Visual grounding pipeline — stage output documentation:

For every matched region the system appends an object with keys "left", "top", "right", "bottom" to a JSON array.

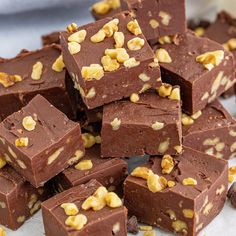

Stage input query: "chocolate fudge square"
[
  {"left": 53, "top": 144, "right": 127, "bottom": 193},
  {"left": 0, "top": 165, "right": 51, "bottom": 230},
  {"left": 153, "top": 30, "right": 235, "bottom": 115},
  {"left": 60, "top": 11, "right": 161, "bottom": 109},
  {"left": 124, "top": 147, "right": 228, "bottom": 236},
  {"left": 0, "top": 45, "right": 77, "bottom": 120},
  {"left": 182, "top": 100, "right": 236, "bottom": 160},
  {"left": 101, "top": 91, "right": 182, "bottom": 158},
  {"left": 121, "top": 0, "right": 186, "bottom": 42},
  {"left": 42, "top": 179, "right": 128, "bottom": 236},
  {"left": 0, "top": 95, "right": 84, "bottom": 188}
]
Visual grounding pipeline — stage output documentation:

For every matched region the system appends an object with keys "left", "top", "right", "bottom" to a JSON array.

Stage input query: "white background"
[{"left": 0, "top": 0, "right": 236, "bottom": 235}]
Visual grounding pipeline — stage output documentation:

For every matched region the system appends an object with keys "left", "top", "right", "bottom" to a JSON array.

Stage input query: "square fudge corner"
[
  {"left": 153, "top": 30, "right": 236, "bottom": 115},
  {"left": 124, "top": 146, "right": 228, "bottom": 236},
  {"left": 101, "top": 90, "right": 182, "bottom": 158},
  {"left": 0, "top": 95, "right": 84, "bottom": 188},
  {"left": 60, "top": 11, "right": 161, "bottom": 109},
  {"left": 42, "top": 179, "right": 128, "bottom": 236}
]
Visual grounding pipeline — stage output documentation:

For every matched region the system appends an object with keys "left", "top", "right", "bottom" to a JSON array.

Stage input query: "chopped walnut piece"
[
  {"left": 15, "top": 137, "right": 29, "bottom": 147},
  {"left": 196, "top": 50, "right": 224, "bottom": 71},
  {"left": 158, "top": 36, "right": 172, "bottom": 45},
  {"left": 131, "top": 167, "right": 153, "bottom": 180},
  {"left": 105, "top": 192, "right": 123, "bottom": 208},
  {"left": 86, "top": 87, "right": 96, "bottom": 99},
  {"left": 229, "top": 175, "right": 234, "bottom": 183},
  {"left": 0, "top": 157, "right": 6, "bottom": 169},
  {"left": 157, "top": 83, "right": 172, "bottom": 97},
  {"left": 31, "top": 61, "right": 43, "bottom": 80},
  {"left": 61, "top": 203, "right": 79, "bottom": 216},
  {"left": 22, "top": 116, "right": 36, "bottom": 131},
  {"left": 127, "top": 20, "right": 142, "bottom": 36},
  {"left": 68, "top": 30, "right": 87, "bottom": 43},
  {"left": 229, "top": 166, "right": 236, "bottom": 175},
  {"left": 81, "top": 64, "right": 104, "bottom": 81},
  {"left": 151, "top": 121, "right": 164, "bottom": 131},
  {"left": 67, "top": 23, "right": 78, "bottom": 33},
  {"left": 149, "top": 19, "right": 159, "bottom": 29},
  {"left": 75, "top": 160, "right": 93, "bottom": 171},
  {"left": 130, "top": 93, "right": 139, "bottom": 103},
  {"left": 68, "top": 42, "right": 81, "bottom": 55},
  {"left": 167, "top": 180, "right": 176, "bottom": 188},
  {"left": 105, "top": 48, "right": 129, "bottom": 63},
  {"left": 127, "top": 37, "right": 145, "bottom": 51},
  {"left": 172, "top": 220, "right": 188, "bottom": 233},
  {"left": 182, "top": 114, "right": 194, "bottom": 126},
  {"left": 143, "top": 231, "right": 156, "bottom": 236},
  {"left": 139, "top": 225, "right": 153, "bottom": 231},
  {"left": 101, "top": 55, "right": 120, "bottom": 72},
  {"left": 110, "top": 117, "right": 121, "bottom": 130},
  {"left": 91, "top": 29, "right": 106, "bottom": 43},
  {"left": 65, "top": 214, "right": 87, "bottom": 230},
  {"left": 227, "top": 38, "right": 236, "bottom": 51},
  {"left": 103, "top": 18, "right": 119, "bottom": 37},
  {"left": 194, "top": 27, "right": 205, "bottom": 37},
  {"left": 155, "top": 48, "right": 172, "bottom": 63},
  {"left": 124, "top": 57, "right": 140, "bottom": 68},
  {"left": 182, "top": 177, "right": 197, "bottom": 186},
  {"left": 161, "top": 155, "right": 174, "bottom": 174},
  {"left": 159, "top": 11, "right": 172, "bottom": 26},
  {"left": 82, "top": 133, "right": 96, "bottom": 148},
  {"left": 92, "top": 1, "right": 110, "bottom": 14},
  {"left": 147, "top": 173, "right": 167, "bottom": 193},
  {"left": 169, "top": 88, "right": 180, "bottom": 101},
  {"left": 114, "top": 31, "right": 125, "bottom": 48},
  {"left": 0, "top": 72, "right": 23, "bottom": 88},
  {"left": 182, "top": 209, "right": 194, "bottom": 218},
  {"left": 52, "top": 55, "right": 65, "bottom": 72}
]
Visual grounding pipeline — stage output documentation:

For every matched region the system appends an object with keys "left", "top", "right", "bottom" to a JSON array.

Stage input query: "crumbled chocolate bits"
[
  {"left": 0, "top": 72, "right": 22, "bottom": 88},
  {"left": 227, "top": 182, "right": 236, "bottom": 208},
  {"left": 127, "top": 216, "right": 139, "bottom": 234}
]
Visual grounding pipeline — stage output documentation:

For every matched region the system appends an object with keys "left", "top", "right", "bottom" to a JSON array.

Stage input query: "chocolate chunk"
[
  {"left": 228, "top": 182, "right": 236, "bottom": 208},
  {"left": 42, "top": 31, "right": 60, "bottom": 46},
  {"left": 127, "top": 215, "right": 139, "bottom": 234}
]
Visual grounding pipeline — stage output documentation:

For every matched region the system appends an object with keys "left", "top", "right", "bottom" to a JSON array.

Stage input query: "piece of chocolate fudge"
[
  {"left": 121, "top": 0, "right": 186, "bottom": 42},
  {"left": 0, "top": 44, "right": 77, "bottom": 120},
  {"left": 60, "top": 11, "right": 161, "bottom": 109},
  {"left": 0, "top": 165, "right": 51, "bottom": 230},
  {"left": 182, "top": 100, "right": 236, "bottom": 160},
  {"left": 42, "top": 31, "right": 60, "bottom": 45},
  {"left": 101, "top": 91, "right": 182, "bottom": 158},
  {"left": 0, "top": 95, "right": 84, "bottom": 187},
  {"left": 124, "top": 147, "right": 228, "bottom": 236},
  {"left": 153, "top": 30, "right": 235, "bottom": 115},
  {"left": 42, "top": 179, "right": 127, "bottom": 236},
  {"left": 53, "top": 144, "right": 127, "bottom": 193}
]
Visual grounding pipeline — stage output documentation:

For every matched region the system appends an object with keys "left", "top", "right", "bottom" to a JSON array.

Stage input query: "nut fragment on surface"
[
  {"left": 138, "top": 73, "right": 150, "bottom": 82},
  {"left": 147, "top": 173, "right": 167, "bottom": 193},
  {"left": 158, "top": 36, "right": 172, "bottom": 45},
  {"left": 130, "top": 93, "right": 140, "bottom": 103},
  {"left": 182, "top": 177, "right": 197, "bottom": 186},
  {"left": 172, "top": 220, "right": 188, "bottom": 233},
  {"left": 174, "top": 145, "right": 182, "bottom": 154},
  {"left": 182, "top": 209, "right": 194, "bottom": 218},
  {"left": 127, "top": 37, "right": 145, "bottom": 51},
  {"left": 67, "top": 22, "right": 78, "bottom": 33},
  {"left": 75, "top": 160, "right": 93, "bottom": 171},
  {"left": 68, "top": 30, "right": 87, "bottom": 43},
  {"left": 92, "top": 1, "right": 110, "bottom": 14},
  {"left": 144, "top": 231, "right": 156, "bottom": 236},
  {"left": 149, "top": 19, "right": 159, "bottom": 29},
  {"left": 61, "top": 203, "right": 79, "bottom": 216},
  {"left": 110, "top": 118, "right": 121, "bottom": 131},
  {"left": 161, "top": 155, "right": 174, "bottom": 174},
  {"left": 52, "top": 55, "right": 65, "bottom": 72},
  {"left": 114, "top": 31, "right": 125, "bottom": 48},
  {"left": 91, "top": 29, "right": 106, "bottom": 43},
  {"left": 157, "top": 83, "right": 172, "bottom": 97},
  {"left": 22, "top": 116, "right": 36, "bottom": 131},
  {"left": 68, "top": 42, "right": 81, "bottom": 55},
  {"left": 0, "top": 157, "right": 6, "bottom": 169},
  {"left": 124, "top": 58, "right": 140, "bottom": 68},
  {"left": 168, "top": 180, "right": 176, "bottom": 188},
  {"left": 65, "top": 214, "right": 87, "bottom": 230},
  {"left": 229, "top": 166, "right": 236, "bottom": 175},
  {"left": 31, "top": 61, "right": 43, "bottom": 80},
  {"left": 169, "top": 88, "right": 180, "bottom": 101},
  {"left": 226, "top": 38, "right": 236, "bottom": 51},
  {"left": 151, "top": 121, "right": 164, "bottom": 131},
  {"left": 155, "top": 48, "right": 172, "bottom": 63},
  {"left": 196, "top": 50, "right": 224, "bottom": 71},
  {"left": 159, "top": 11, "right": 172, "bottom": 26},
  {"left": 81, "top": 64, "right": 104, "bottom": 81},
  {"left": 101, "top": 55, "right": 120, "bottom": 72},
  {"left": 131, "top": 167, "right": 153, "bottom": 180},
  {"left": 127, "top": 20, "right": 142, "bottom": 36},
  {"left": 47, "top": 147, "right": 64, "bottom": 165},
  {"left": 103, "top": 18, "right": 119, "bottom": 37},
  {"left": 0, "top": 72, "right": 22, "bottom": 88},
  {"left": 105, "top": 192, "right": 123, "bottom": 208},
  {"left": 82, "top": 133, "right": 96, "bottom": 148},
  {"left": 182, "top": 114, "right": 194, "bottom": 126},
  {"left": 194, "top": 27, "right": 205, "bottom": 37},
  {"left": 158, "top": 139, "right": 170, "bottom": 153},
  {"left": 105, "top": 48, "right": 129, "bottom": 63},
  {"left": 15, "top": 137, "right": 29, "bottom": 147}
]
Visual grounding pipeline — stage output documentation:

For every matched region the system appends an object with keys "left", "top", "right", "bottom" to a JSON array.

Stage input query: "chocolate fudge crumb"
[
  {"left": 127, "top": 215, "right": 139, "bottom": 234},
  {"left": 227, "top": 182, "right": 236, "bottom": 208}
]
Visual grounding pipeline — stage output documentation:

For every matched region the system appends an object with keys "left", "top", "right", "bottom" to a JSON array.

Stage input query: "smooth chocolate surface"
[
  {"left": 42, "top": 31, "right": 60, "bottom": 46},
  {"left": 42, "top": 179, "right": 128, "bottom": 236},
  {"left": 53, "top": 144, "right": 128, "bottom": 193},
  {"left": 61, "top": 11, "right": 161, "bottom": 109},
  {"left": 124, "top": 147, "right": 228, "bottom": 236},
  {"left": 0, "top": 165, "right": 51, "bottom": 230},
  {"left": 0, "top": 95, "right": 84, "bottom": 187},
  {"left": 101, "top": 92, "right": 182, "bottom": 158},
  {"left": 0, "top": 45, "right": 77, "bottom": 120},
  {"left": 153, "top": 30, "right": 235, "bottom": 114}
]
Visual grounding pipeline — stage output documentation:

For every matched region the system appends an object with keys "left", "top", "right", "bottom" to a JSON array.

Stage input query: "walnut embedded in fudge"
[
  {"left": 60, "top": 11, "right": 161, "bottom": 109},
  {"left": 0, "top": 95, "right": 84, "bottom": 187}
]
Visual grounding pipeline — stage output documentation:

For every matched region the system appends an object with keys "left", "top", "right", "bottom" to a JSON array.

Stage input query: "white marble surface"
[{"left": 1, "top": 1, "right": 236, "bottom": 236}]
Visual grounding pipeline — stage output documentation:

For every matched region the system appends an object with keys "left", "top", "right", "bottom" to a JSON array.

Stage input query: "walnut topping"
[
  {"left": 68, "top": 42, "right": 81, "bottom": 55},
  {"left": 157, "top": 83, "right": 172, "bottom": 97},
  {"left": 86, "top": 87, "right": 96, "bottom": 99},
  {"left": 229, "top": 175, "right": 234, "bottom": 183},
  {"left": 127, "top": 37, "right": 145, "bottom": 51},
  {"left": 61, "top": 203, "right": 79, "bottom": 216},
  {"left": 105, "top": 48, "right": 129, "bottom": 63},
  {"left": 81, "top": 64, "right": 104, "bottom": 81},
  {"left": 15, "top": 137, "right": 29, "bottom": 147},
  {"left": 105, "top": 192, "right": 122, "bottom": 208},
  {"left": 182, "top": 114, "right": 194, "bottom": 126},
  {"left": 0, "top": 72, "right": 22, "bottom": 88},
  {"left": 75, "top": 160, "right": 93, "bottom": 171},
  {"left": 155, "top": 48, "right": 172, "bottom": 63},
  {"left": 124, "top": 58, "right": 140, "bottom": 68},
  {"left": 194, "top": 27, "right": 205, "bottom": 37},
  {"left": 0, "top": 227, "right": 6, "bottom": 236},
  {"left": 101, "top": 55, "right": 120, "bottom": 72},
  {"left": 174, "top": 145, "right": 182, "bottom": 154},
  {"left": 182, "top": 178, "right": 197, "bottom": 186},
  {"left": 158, "top": 36, "right": 172, "bottom": 45},
  {"left": 138, "top": 73, "right": 150, "bottom": 82},
  {"left": 167, "top": 180, "right": 176, "bottom": 188},
  {"left": 110, "top": 118, "right": 121, "bottom": 130},
  {"left": 130, "top": 93, "right": 140, "bottom": 103},
  {"left": 47, "top": 147, "right": 64, "bottom": 165},
  {"left": 52, "top": 55, "right": 65, "bottom": 72},
  {"left": 0, "top": 157, "right": 6, "bottom": 169},
  {"left": 161, "top": 155, "right": 174, "bottom": 174},
  {"left": 147, "top": 173, "right": 167, "bottom": 193},
  {"left": 68, "top": 30, "right": 87, "bottom": 43},
  {"left": 92, "top": 0, "right": 121, "bottom": 15},
  {"left": 114, "top": 32, "right": 125, "bottom": 48},
  {"left": 182, "top": 209, "right": 194, "bottom": 218},
  {"left": 65, "top": 214, "right": 87, "bottom": 230},
  {"left": 82, "top": 194, "right": 106, "bottom": 211},
  {"left": 169, "top": 88, "right": 180, "bottom": 101},
  {"left": 67, "top": 23, "right": 78, "bottom": 33},
  {"left": 91, "top": 30, "right": 106, "bottom": 43},
  {"left": 159, "top": 11, "right": 172, "bottom": 26},
  {"left": 103, "top": 18, "right": 119, "bottom": 37},
  {"left": 22, "top": 116, "right": 36, "bottom": 131},
  {"left": 172, "top": 220, "right": 188, "bottom": 233},
  {"left": 31, "top": 61, "right": 43, "bottom": 80},
  {"left": 229, "top": 166, "right": 236, "bottom": 175},
  {"left": 82, "top": 133, "right": 96, "bottom": 148},
  {"left": 196, "top": 50, "right": 224, "bottom": 71},
  {"left": 127, "top": 20, "right": 142, "bottom": 36},
  {"left": 149, "top": 19, "right": 159, "bottom": 29},
  {"left": 151, "top": 121, "right": 164, "bottom": 131},
  {"left": 131, "top": 167, "right": 153, "bottom": 180}
]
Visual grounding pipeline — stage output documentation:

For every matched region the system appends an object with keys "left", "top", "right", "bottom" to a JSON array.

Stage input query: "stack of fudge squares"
[{"left": 1, "top": 0, "right": 236, "bottom": 236}]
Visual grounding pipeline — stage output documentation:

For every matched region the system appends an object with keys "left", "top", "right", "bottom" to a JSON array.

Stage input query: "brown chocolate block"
[
  {"left": 60, "top": 11, "right": 161, "bottom": 109},
  {"left": 182, "top": 100, "right": 236, "bottom": 160},
  {"left": 42, "top": 179, "right": 128, "bottom": 236},
  {"left": 42, "top": 31, "right": 60, "bottom": 46},
  {"left": 124, "top": 147, "right": 228, "bottom": 236},
  {"left": 53, "top": 144, "right": 128, "bottom": 193},
  {"left": 0, "top": 165, "right": 51, "bottom": 230},
  {"left": 0, "top": 44, "right": 77, "bottom": 120},
  {"left": 153, "top": 30, "right": 235, "bottom": 115},
  {"left": 0, "top": 95, "right": 84, "bottom": 188},
  {"left": 121, "top": 0, "right": 186, "bottom": 42},
  {"left": 101, "top": 91, "right": 182, "bottom": 158}
]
